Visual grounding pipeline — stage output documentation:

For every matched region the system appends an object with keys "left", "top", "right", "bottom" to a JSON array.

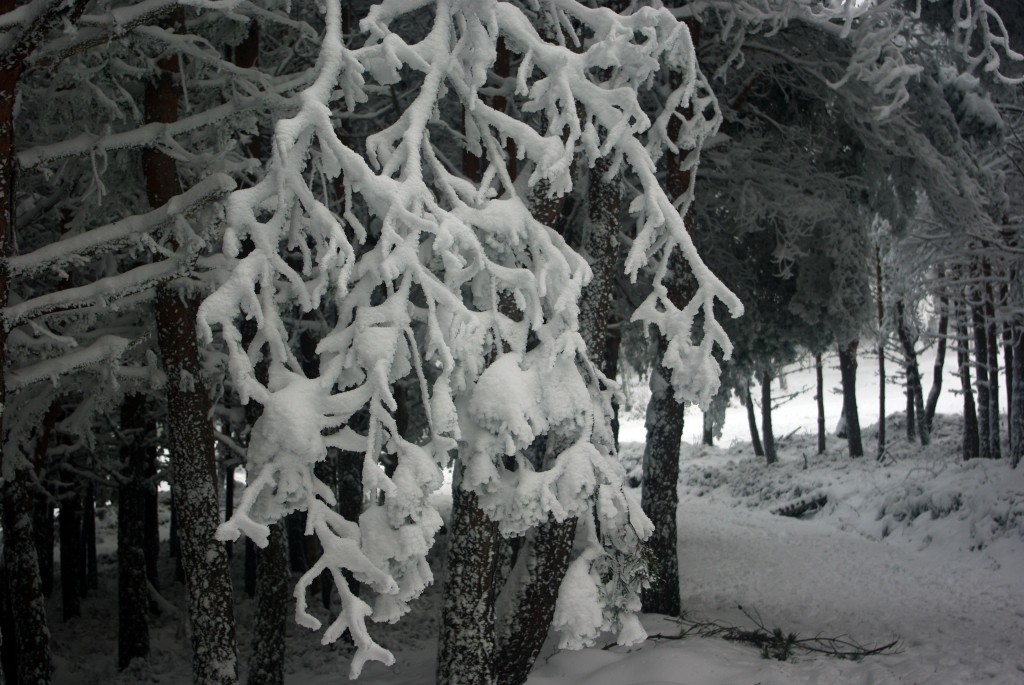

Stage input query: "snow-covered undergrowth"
[
  {"left": 47, "top": 412, "right": 1024, "bottom": 685},
  {"left": 649, "top": 414, "right": 1024, "bottom": 568}
]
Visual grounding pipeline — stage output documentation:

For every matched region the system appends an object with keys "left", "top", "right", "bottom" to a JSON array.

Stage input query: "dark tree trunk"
[
  {"left": 144, "top": 452, "right": 161, "bottom": 608},
  {"left": 1011, "top": 324, "right": 1024, "bottom": 468},
  {"left": 972, "top": 303, "right": 992, "bottom": 459},
  {"left": 82, "top": 482, "right": 97, "bottom": 593},
  {"left": 875, "top": 246, "right": 886, "bottom": 456},
  {"left": 761, "top": 371, "right": 777, "bottom": 464},
  {"left": 437, "top": 470, "right": 502, "bottom": 685},
  {"left": 702, "top": 413, "right": 715, "bottom": 447},
  {"left": 119, "top": 396, "right": 151, "bottom": 669},
  {"left": 924, "top": 305, "right": 948, "bottom": 431},
  {"left": 815, "top": 353, "right": 826, "bottom": 455},
  {"left": 247, "top": 524, "right": 288, "bottom": 685},
  {"left": 58, "top": 476, "right": 82, "bottom": 622},
  {"left": 959, "top": 309, "right": 981, "bottom": 460},
  {"left": 224, "top": 463, "right": 235, "bottom": 560},
  {"left": 285, "top": 511, "right": 308, "bottom": 573},
  {"left": 640, "top": 343, "right": 684, "bottom": 617},
  {"left": 33, "top": 494, "right": 54, "bottom": 598},
  {"left": 985, "top": 283, "right": 1001, "bottom": 459},
  {"left": 336, "top": 452, "right": 363, "bottom": 599},
  {"left": 605, "top": 327, "right": 622, "bottom": 450},
  {"left": 146, "top": 16, "right": 238, "bottom": 680},
  {"left": 243, "top": 540, "right": 257, "bottom": 598},
  {"left": 745, "top": 384, "right": 765, "bottom": 457},
  {"left": 895, "top": 301, "right": 929, "bottom": 445},
  {"left": 1004, "top": 320, "right": 1013, "bottom": 449},
  {"left": 906, "top": 384, "right": 916, "bottom": 441},
  {"left": 837, "top": 340, "right": 864, "bottom": 457},
  {"left": 168, "top": 490, "right": 185, "bottom": 584}
]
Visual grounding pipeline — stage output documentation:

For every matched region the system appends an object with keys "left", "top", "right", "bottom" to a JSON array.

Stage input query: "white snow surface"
[{"left": 50, "top": 349, "right": 1023, "bottom": 684}]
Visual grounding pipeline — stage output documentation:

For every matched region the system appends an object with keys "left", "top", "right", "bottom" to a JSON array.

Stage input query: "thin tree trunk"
[
  {"left": 33, "top": 494, "right": 54, "bottom": 599},
  {"left": 972, "top": 302, "right": 992, "bottom": 459},
  {"left": 224, "top": 463, "right": 235, "bottom": 560},
  {"left": 761, "top": 370, "right": 777, "bottom": 464},
  {"left": 247, "top": 524, "right": 288, "bottom": 685},
  {"left": 119, "top": 395, "right": 151, "bottom": 669},
  {"left": 985, "top": 281, "right": 1001, "bottom": 459},
  {"left": 837, "top": 340, "right": 864, "bottom": 457},
  {"left": 702, "top": 412, "right": 715, "bottom": 446},
  {"left": 924, "top": 303, "right": 948, "bottom": 431},
  {"left": 815, "top": 353, "right": 826, "bottom": 455},
  {"left": 58, "top": 474, "right": 82, "bottom": 622},
  {"left": 895, "top": 301, "right": 929, "bottom": 445},
  {"left": 1011, "top": 324, "right": 1024, "bottom": 467},
  {"left": 959, "top": 307, "right": 981, "bottom": 460},
  {"left": 82, "top": 481, "right": 97, "bottom": 593},
  {"left": 745, "top": 384, "right": 765, "bottom": 457},
  {"left": 875, "top": 246, "right": 886, "bottom": 456},
  {"left": 1004, "top": 320, "right": 1013, "bottom": 449},
  {"left": 146, "top": 13, "right": 237, "bottom": 680},
  {"left": 906, "top": 383, "right": 916, "bottom": 441}
]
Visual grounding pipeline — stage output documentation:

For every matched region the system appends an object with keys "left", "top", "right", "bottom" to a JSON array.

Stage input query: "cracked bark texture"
[{"left": 146, "top": 12, "right": 237, "bottom": 682}]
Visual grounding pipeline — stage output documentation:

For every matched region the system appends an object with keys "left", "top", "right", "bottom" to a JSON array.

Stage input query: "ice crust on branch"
[{"left": 202, "top": 0, "right": 739, "bottom": 674}]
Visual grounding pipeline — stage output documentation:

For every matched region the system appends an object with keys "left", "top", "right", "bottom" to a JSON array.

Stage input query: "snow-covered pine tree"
[{"left": 204, "top": 0, "right": 740, "bottom": 678}]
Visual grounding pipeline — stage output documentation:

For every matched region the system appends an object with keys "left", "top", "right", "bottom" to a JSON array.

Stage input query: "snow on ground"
[{"left": 48, "top": 347, "right": 1024, "bottom": 685}]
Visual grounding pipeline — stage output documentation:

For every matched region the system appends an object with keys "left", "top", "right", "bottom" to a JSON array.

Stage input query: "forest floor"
[{"left": 50, "top": 412, "right": 1024, "bottom": 685}]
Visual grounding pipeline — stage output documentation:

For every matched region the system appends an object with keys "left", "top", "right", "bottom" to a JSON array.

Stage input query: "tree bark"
[
  {"left": 745, "top": 384, "right": 765, "bottom": 457},
  {"left": 146, "top": 14, "right": 238, "bottom": 681},
  {"left": 895, "top": 301, "right": 928, "bottom": 445},
  {"left": 837, "top": 340, "right": 864, "bottom": 457},
  {"left": 815, "top": 353, "right": 827, "bottom": 455},
  {"left": 437, "top": 469, "right": 502, "bottom": 685},
  {"left": 923, "top": 305, "right": 948, "bottom": 431},
  {"left": 82, "top": 482, "right": 97, "bottom": 593},
  {"left": 119, "top": 395, "right": 151, "bottom": 669},
  {"left": 959, "top": 307, "right": 981, "bottom": 460},
  {"left": 972, "top": 302, "right": 992, "bottom": 459},
  {"left": 33, "top": 494, "right": 54, "bottom": 599},
  {"left": 761, "top": 370, "right": 777, "bottom": 465},
  {"left": 985, "top": 281, "right": 1001, "bottom": 459},
  {"left": 875, "top": 246, "right": 886, "bottom": 456},
  {"left": 58, "top": 473, "right": 82, "bottom": 622},
  {"left": 1011, "top": 324, "right": 1024, "bottom": 468},
  {"left": 246, "top": 524, "right": 288, "bottom": 685}
]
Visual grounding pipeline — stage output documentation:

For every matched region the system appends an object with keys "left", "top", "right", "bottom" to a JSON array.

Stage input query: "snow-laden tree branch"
[{"left": 201, "top": 0, "right": 740, "bottom": 675}]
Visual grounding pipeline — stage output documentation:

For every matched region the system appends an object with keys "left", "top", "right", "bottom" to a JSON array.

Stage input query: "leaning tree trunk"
[
  {"left": 837, "top": 340, "right": 864, "bottom": 457},
  {"left": 119, "top": 395, "right": 151, "bottom": 669},
  {"left": 744, "top": 383, "right": 765, "bottom": 458},
  {"left": 145, "top": 15, "right": 237, "bottom": 682},
  {"left": 761, "top": 370, "right": 777, "bottom": 465},
  {"left": 895, "top": 301, "right": 929, "bottom": 445},
  {"left": 923, "top": 300, "right": 948, "bottom": 431},
  {"left": 958, "top": 307, "right": 981, "bottom": 460},
  {"left": 815, "top": 353, "right": 826, "bottom": 455}
]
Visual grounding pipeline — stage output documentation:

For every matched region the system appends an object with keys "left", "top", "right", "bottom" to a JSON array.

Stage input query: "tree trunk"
[
  {"left": 875, "top": 246, "right": 886, "bottom": 456},
  {"left": 437, "top": 467, "right": 502, "bottom": 685},
  {"left": 924, "top": 305, "right": 948, "bottom": 431},
  {"left": 640, "top": 344, "right": 684, "bottom": 617},
  {"left": 959, "top": 308, "right": 981, "bottom": 460},
  {"left": 58, "top": 474, "right": 82, "bottom": 622},
  {"left": 745, "top": 384, "right": 765, "bottom": 457},
  {"left": 985, "top": 282, "right": 1001, "bottom": 459},
  {"left": 247, "top": 524, "right": 288, "bottom": 685},
  {"left": 972, "top": 303, "right": 992, "bottom": 459},
  {"left": 0, "top": 43, "right": 52, "bottom": 685},
  {"left": 82, "top": 481, "right": 97, "bottom": 593},
  {"left": 837, "top": 340, "right": 864, "bottom": 457},
  {"left": 906, "top": 383, "right": 916, "bottom": 441},
  {"left": 1003, "top": 320, "right": 1013, "bottom": 449},
  {"left": 702, "top": 413, "right": 714, "bottom": 447},
  {"left": 1011, "top": 324, "right": 1024, "bottom": 468},
  {"left": 119, "top": 396, "right": 151, "bottom": 669},
  {"left": 895, "top": 301, "right": 928, "bottom": 445},
  {"left": 815, "top": 353, "right": 826, "bottom": 455},
  {"left": 33, "top": 494, "right": 54, "bottom": 599},
  {"left": 224, "top": 463, "right": 235, "bottom": 560},
  {"left": 146, "top": 15, "right": 238, "bottom": 680},
  {"left": 761, "top": 370, "right": 777, "bottom": 465}
]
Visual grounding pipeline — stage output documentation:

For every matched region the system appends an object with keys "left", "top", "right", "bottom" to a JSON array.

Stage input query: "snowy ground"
[{"left": 48, "top": 351, "right": 1024, "bottom": 684}]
